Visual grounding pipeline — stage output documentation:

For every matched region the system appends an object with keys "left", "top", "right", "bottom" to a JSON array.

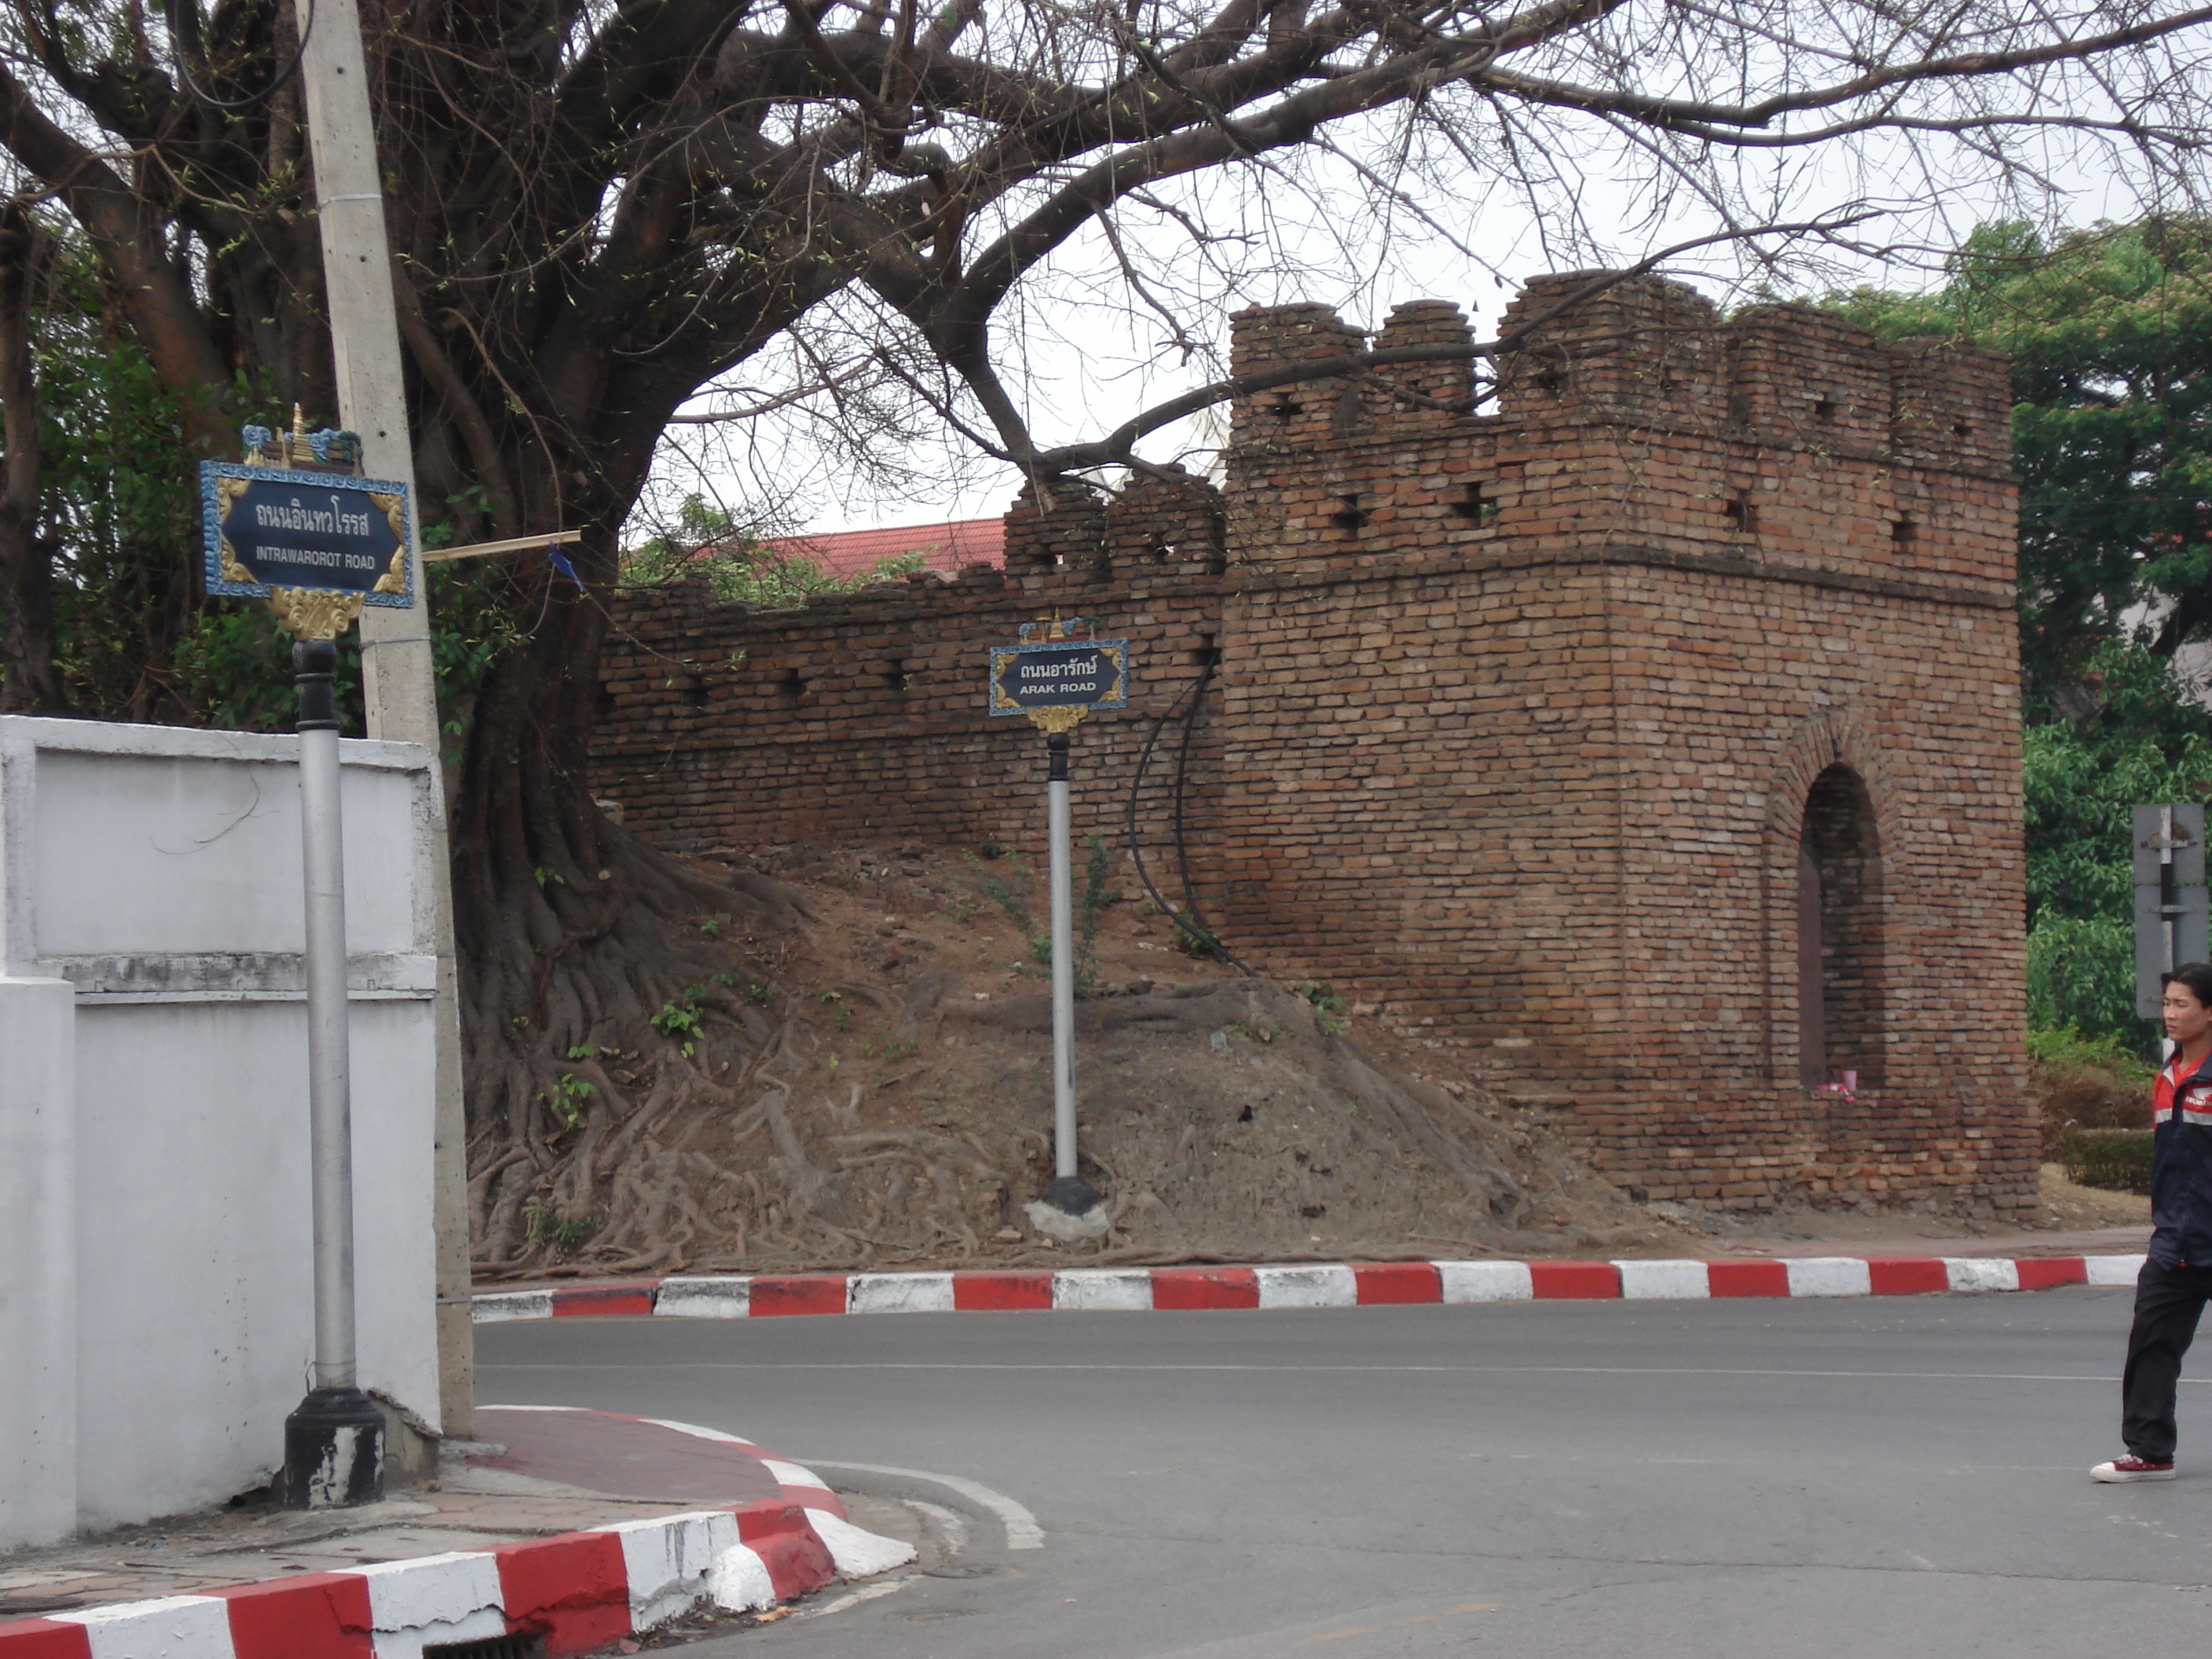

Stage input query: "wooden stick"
[{"left": 422, "top": 528, "right": 584, "bottom": 564}]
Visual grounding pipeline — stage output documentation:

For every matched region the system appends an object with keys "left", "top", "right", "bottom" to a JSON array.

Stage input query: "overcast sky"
[{"left": 631, "top": 84, "right": 2188, "bottom": 544}]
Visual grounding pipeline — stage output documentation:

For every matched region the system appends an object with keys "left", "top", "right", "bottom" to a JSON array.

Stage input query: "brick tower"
[{"left": 1210, "top": 274, "right": 2028, "bottom": 1214}]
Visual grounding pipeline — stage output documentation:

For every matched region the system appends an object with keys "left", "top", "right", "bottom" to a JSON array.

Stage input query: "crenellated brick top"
[{"left": 1227, "top": 271, "right": 2011, "bottom": 471}]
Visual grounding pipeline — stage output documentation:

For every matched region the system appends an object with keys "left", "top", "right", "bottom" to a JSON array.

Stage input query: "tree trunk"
[
  {"left": 445, "top": 457, "right": 806, "bottom": 1267},
  {"left": 0, "top": 206, "right": 67, "bottom": 715}
]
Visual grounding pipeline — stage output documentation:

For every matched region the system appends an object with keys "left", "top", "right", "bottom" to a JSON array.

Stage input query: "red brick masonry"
[{"left": 592, "top": 271, "right": 2028, "bottom": 1216}]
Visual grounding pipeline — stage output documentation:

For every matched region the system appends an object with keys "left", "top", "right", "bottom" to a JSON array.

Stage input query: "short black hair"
[{"left": 2163, "top": 962, "right": 2212, "bottom": 1009}]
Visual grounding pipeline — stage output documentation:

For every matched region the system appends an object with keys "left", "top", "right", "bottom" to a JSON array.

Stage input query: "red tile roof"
[{"left": 759, "top": 517, "right": 1005, "bottom": 580}]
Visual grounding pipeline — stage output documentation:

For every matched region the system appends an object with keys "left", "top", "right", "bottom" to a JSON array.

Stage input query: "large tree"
[
  {"left": 5, "top": 0, "right": 2211, "bottom": 1264},
  {"left": 1836, "top": 218, "right": 2212, "bottom": 1042},
  {"left": 1834, "top": 218, "right": 2212, "bottom": 717}
]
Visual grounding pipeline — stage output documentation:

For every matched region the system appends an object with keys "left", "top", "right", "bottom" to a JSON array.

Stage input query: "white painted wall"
[{"left": 0, "top": 717, "right": 441, "bottom": 1547}]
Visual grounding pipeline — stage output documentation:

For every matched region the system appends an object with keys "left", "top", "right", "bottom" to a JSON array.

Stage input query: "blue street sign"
[
  {"left": 200, "top": 463, "right": 413, "bottom": 605},
  {"left": 988, "top": 639, "right": 1131, "bottom": 714}
]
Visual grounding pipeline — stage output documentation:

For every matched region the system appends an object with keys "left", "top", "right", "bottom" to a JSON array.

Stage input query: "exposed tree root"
[{"left": 466, "top": 840, "right": 1702, "bottom": 1280}]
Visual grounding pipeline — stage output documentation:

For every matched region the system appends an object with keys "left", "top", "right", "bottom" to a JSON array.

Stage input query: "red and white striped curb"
[
  {"left": 0, "top": 1412, "right": 913, "bottom": 1659},
  {"left": 471, "top": 1254, "right": 2149, "bottom": 1322}
]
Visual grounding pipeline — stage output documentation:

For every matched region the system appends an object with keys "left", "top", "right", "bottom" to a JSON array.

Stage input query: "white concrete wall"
[
  {"left": 0, "top": 975, "right": 76, "bottom": 1547},
  {"left": 0, "top": 717, "right": 441, "bottom": 1547}
]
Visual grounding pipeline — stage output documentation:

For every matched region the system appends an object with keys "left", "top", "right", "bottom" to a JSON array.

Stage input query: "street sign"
[
  {"left": 987, "top": 627, "right": 1131, "bottom": 1228},
  {"left": 2133, "top": 802, "right": 2209, "bottom": 1018},
  {"left": 987, "top": 639, "right": 1130, "bottom": 716},
  {"left": 200, "top": 462, "right": 414, "bottom": 606}
]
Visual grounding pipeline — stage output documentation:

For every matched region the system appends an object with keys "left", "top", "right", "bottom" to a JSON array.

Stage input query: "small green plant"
[
  {"left": 1296, "top": 980, "right": 1348, "bottom": 1035},
  {"left": 966, "top": 833, "right": 1116, "bottom": 989},
  {"left": 710, "top": 969, "right": 777, "bottom": 1003},
  {"left": 699, "top": 915, "right": 724, "bottom": 939},
  {"left": 1159, "top": 902, "right": 1223, "bottom": 958},
  {"left": 966, "top": 849, "right": 1036, "bottom": 933},
  {"left": 1296, "top": 981, "right": 1346, "bottom": 1014},
  {"left": 651, "top": 989, "right": 706, "bottom": 1056},
  {"left": 878, "top": 1036, "right": 918, "bottom": 1065},
  {"left": 533, "top": 866, "right": 564, "bottom": 889},
  {"left": 545, "top": 1071, "right": 595, "bottom": 1130},
  {"left": 819, "top": 989, "right": 851, "bottom": 1030},
  {"left": 524, "top": 1207, "right": 602, "bottom": 1250}
]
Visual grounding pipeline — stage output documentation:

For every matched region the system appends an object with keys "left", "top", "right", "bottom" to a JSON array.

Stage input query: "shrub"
[
  {"left": 2030, "top": 1024, "right": 2152, "bottom": 1156},
  {"left": 2057, "top": 1126, "right": 2156, "bottom": 1194}
]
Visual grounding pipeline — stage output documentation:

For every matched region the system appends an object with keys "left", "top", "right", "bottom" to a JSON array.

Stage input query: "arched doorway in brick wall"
[{"left": 1796, "top": 764, "right": 1887, "bottom": 1089}]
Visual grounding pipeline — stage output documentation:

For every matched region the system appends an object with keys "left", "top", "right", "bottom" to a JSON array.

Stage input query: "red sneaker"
[{"left": 2092, "top": 1454, "right": 2177, "bottom": 1482}]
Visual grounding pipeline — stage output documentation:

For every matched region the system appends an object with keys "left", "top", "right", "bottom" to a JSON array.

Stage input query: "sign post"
[
  {"left": 988, "top": 621, "right": 1130, "bottom": 1218},
  {"left": 203, "top": 413, "right": 414, "bottom": 1507},
  {"left": 2134, "top": 803, "right": 2209, "bottom": 1032}
]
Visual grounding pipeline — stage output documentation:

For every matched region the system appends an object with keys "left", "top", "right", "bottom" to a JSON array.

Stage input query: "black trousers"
[{"left": 2122, "top": 1258, "right": 2212, "bottom": 1462}]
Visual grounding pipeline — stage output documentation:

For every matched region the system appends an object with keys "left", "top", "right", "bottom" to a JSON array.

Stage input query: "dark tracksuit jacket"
[{"left": 2150, "top": 1049, "right": 2212, "bottom": 1269}]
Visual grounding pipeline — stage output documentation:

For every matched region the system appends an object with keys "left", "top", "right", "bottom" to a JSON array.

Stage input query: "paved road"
[{"left": 476, "top": 1287, "right": 2212, "bottom": 1657}]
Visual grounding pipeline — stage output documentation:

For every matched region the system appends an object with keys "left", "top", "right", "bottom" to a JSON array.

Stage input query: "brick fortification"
[{"left": 593, "top": 273, "right": 2030, "bottom": 1214}]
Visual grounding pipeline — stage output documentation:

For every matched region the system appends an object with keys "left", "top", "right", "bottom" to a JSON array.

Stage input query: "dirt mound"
[{"left": 474, "top": 841, "right": 1683, "bottom": 1278}]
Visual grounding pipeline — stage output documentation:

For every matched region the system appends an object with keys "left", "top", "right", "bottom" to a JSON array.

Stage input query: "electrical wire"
[
  {"left": 166, "top": 0, "right": 315, "bottom": 112},
  {"left": 1123, "top": 650, "right": 1254, "bottom": 975}
]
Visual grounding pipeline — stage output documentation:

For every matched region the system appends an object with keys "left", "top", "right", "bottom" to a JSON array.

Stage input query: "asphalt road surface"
[{"left": 476, "top": 1287, "right": 2212, "bottom": 1658}]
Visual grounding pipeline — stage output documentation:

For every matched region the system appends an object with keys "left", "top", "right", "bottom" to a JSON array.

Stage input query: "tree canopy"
[
  {"left": 1833, "top": 217, "right": 2212, "bottom": 720},
  {"left": 1836, "top": 218, "right": 2212, "bottom": 1042}
]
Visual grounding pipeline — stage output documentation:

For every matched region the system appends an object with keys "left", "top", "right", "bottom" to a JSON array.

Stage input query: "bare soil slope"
[
  {"left": 478, "top": 841, "right": 1698, "bottom": 1278},
  {"left": 475, "top": 840, "right": 2104, "bottom": 1280}
]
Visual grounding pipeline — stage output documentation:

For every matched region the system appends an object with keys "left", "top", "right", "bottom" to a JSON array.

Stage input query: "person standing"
[{"left": 2093, "top": 961, "right": 2212, "bottom": 1481}]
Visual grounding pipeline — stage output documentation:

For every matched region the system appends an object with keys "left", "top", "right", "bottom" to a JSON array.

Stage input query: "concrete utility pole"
[{"left": 294, "top": 0, "right": 474, "bottom": 1440}]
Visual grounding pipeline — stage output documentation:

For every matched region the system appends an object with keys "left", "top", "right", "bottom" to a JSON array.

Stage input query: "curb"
[
  {"left": 0, "top": 1413, "right": 914, "bottom": 1659},
  {"left": 471, "top": 1253, "right": 2150, "bottom": 1323}
]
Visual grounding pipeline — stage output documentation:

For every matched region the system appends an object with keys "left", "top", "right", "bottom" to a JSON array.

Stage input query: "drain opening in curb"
[{"left": 423, "top": 1635, "right": 545, "bottom": 1659}]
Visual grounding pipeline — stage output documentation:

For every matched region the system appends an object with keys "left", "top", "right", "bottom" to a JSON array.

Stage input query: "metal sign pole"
[
  {"left": 987, "top": 622, "right": 1130, "bottom": 1221},
  {"left": 299, "top": 637, "right": 357, "bottom": 1389},
  {"left": 1045, "top": 731, "right": 1083, "bottom": 1199},
  {"left": 2165, "top": 804, "right": 2180, "bottom": 989},
  {"left": 282, "top": 639, "right": 384, "bottom": 1507},
  {"left": 2133, "top": 802, "right": 2208, "bottom": 1043}
]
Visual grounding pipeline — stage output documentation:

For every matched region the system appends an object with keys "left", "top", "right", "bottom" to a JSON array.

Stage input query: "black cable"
[
  {"left": 1123, "top": 650, "right": 1253, "bottom": 975},
  {"left": 167, "top": 0, "right": 315, "bottom": 113}
]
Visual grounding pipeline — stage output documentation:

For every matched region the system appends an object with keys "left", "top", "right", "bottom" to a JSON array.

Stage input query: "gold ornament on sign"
[
  {"left": 218, "top": 538, "right": 253, "bottom": 584},
  {"left": 1024, "top": 705, "right": 1088, "bottom": 734},
  {"left": 367, "top": 492, "right": 412, "bottom": 595},
  {"left": 266, "top": 587, "right": 365, "bottom": 641},
  {"left": 368, "top": 492, "right": 406, "bottom": 540}
]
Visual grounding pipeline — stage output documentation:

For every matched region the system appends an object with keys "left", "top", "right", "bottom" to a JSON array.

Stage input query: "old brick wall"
[
  {"left": 591, "top": 467, "right": 1231, "bottom": 881},
  {"left": 590, "top": 271, "right": 2031, "bottom": 1214}
]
